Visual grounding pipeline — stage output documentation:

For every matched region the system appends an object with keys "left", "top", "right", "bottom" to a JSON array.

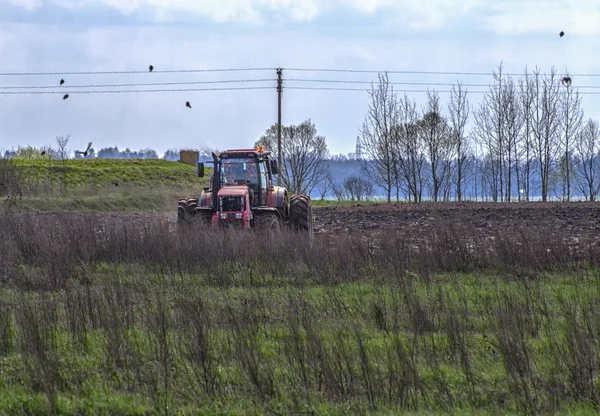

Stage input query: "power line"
[
  {"left": 5, "top": 77, "right": 600, "bottom": 92},
  {"left": 0, "top": 68, "right": 275, "bottom": 76},
  {"left": 4, "top": 78, "right": 600, "bottom": 90},
  {"left": 0, "top": 78, "right": 276, "bottom": 90},
  {"left": 1, "top": 66, "right": 600, "bottom": 77},
  {"left": 283, "top": 86, "right": 600, "bottom": 95},
  {"left": 3, "top": 84, "right": 600, "bottom": 95},
  {"left": 0, "top": 86, "right": 274, "bottom": 95},
  {"left": 283, "top": 67, "right": 600, "bottom": 77},
  {"left": 284, "top": 78, "right": 600, "bottom": 89}
]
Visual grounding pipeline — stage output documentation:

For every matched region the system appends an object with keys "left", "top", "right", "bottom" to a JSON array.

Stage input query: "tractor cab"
[{"left": 219, "top": 157, "right": 263, "bottom": 207}]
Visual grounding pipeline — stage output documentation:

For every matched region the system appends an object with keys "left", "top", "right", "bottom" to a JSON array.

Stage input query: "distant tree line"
[{"left": 3, "top": 147, "right": 183, "bottom": 161}]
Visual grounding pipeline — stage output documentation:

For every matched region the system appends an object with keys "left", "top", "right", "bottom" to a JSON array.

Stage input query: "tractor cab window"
[
  {"left": 220, "top": 158, "right": 259, "bottom": 185},
  {"left": 258, "top": 160, "right": 269, "bottom": 189}
]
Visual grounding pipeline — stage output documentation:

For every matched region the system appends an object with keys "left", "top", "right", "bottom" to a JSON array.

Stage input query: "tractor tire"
[
  {"left": 197, "top": 210, "right": 213, "bottom": 226},
  {"left": 177, "top": 198, "right": 198, "bottom": 223},
  {"left": 289, "top": 194, "right": 313, "bottom": 235},
  {"left": 254, "top": 212, "right": 280, "bottom": 230}
]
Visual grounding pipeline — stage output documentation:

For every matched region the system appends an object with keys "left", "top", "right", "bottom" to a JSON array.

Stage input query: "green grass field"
[{"left": 2, "top": 273, "right": 598, "bottom": 415}]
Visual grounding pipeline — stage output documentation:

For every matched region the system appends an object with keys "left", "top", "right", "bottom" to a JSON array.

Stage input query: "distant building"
[{"left": 347, "top": 136, "right": 363, "bottom": 160}]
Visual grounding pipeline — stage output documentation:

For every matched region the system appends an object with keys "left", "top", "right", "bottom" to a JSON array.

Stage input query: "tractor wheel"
[
  {"left": 254, "top": 212, "right": 281, "bottom": 234},
  {"left": 177, "top": 198, "right": 200, "bottom": 224},
  {"left": 197, "top": 210, "right": 213, "bottom": 226},
  {"left": 289, "top": 194, "right": 313, "bottom": 235}
]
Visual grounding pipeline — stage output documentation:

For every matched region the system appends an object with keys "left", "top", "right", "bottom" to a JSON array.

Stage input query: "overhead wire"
[
  {"left": 0, "top": 78, "right": 276, "bottom": 90},
  {"left": 0, "top": 86, "right": 274, "bottom": 95},
  {"left": 283, "top": 78, "right": 600, "bottom": 90},
  {"left": 282, "top": 67, "right": 600, "bottom": 77},
  {"left": 4, "top": 84, "right": 600, "bottom": 95},
  {"left": 0, "top": 68, "right": 275, "bottom": 76},
  {"left": 1, "top": 66, "right": 600, "bottom": 77},
  {"left": 283, "top": 86, "right": 600, "bottom": 95}
]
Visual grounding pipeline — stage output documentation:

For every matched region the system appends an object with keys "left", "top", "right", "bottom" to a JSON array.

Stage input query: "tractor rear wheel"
[
  {"left": 289, "top": 194, "right": 313, "bottom": 235},
  {"left": 177, "top": 198, "right": 198, "bottom": 223}
]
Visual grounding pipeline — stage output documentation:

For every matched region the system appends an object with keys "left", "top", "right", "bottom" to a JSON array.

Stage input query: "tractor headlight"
[
  {"left": 220, "top": 212, "right": 228, "bottom": 220},
  {"left": 234, "top": 212, "right": 243, "bottom": 219}
]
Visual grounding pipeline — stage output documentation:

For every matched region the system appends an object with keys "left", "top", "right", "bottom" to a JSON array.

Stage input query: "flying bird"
[
  {"left": 559, "top": 31, "right": 565, "bottom": 37},
  {"left": 63, "top": 94, "right": 69, "bottom": 100},
  {"left": 59, "top": 79, "right": 65, "bottom": 86},
  {"left": 149, "top": 65, "right": 154, "bottom": 72},
  {"left": 562, "top": 76, "right": 572, "bottom": 87},
  {"left": 75, "top": 142, "right": 93, "bottom": 157},
  {"left": 186, "top": 101, "right": 192, "bottom": 108}
]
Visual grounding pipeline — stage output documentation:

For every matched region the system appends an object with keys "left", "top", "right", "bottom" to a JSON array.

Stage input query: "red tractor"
[{"left": 177, "top": 147, "right": 313, "bottom": 235}]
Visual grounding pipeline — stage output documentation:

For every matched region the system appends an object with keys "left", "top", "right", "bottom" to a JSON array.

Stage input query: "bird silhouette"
[
  {"left": 559, "top": 31, "right": 565, "bottom": 37},
  {"left": 41, "top": 151, "right": 46, "bottom": 156},
  {"left": 562, "top": 76, "right": 572, "bottom": 87},
  {"left": 63, "top": 94, "right": 69, "bottom": 100},
  {"left": 186, "top": 101, "right": 192, "bottom": 108},
  {"left": 149, "top": 65, "right": 154, "bottom": 72},
  {"left": 59, "top": 79, "right": 65, "bottom": 86},
  {"left": 75, "top": 142, "right": 93, "bottom": 157}
]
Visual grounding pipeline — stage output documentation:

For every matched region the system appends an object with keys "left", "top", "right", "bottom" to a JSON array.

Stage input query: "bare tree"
[
  {"left": 448, "top": 82, "right": 471, "bottom": 201},
  {"left": 55, "top": 134, "right": 70, "bottom": 197},
  {"left": 474, "top": 64, "right": 508, "bottom": 202},
  {"left": 574, "top": 118, "right": 600, "bottom": 201},
  {"left": 343, "top": 175, "right": 374, "bottom": 201},
  {"left": 394, "top": 93, "right": 426, "bottom": 203},
  {"left": 318, "top": 171, "right": 334, "bottom": 200},
  {"left": 359, "top": 72, "right": 399, "bottom": 203},
  {"left": 518, "top": 68, "right": 536, "bottom": 201},
  {"left": 501, "top": 77, "right": 524, "bottom": 201},
  {"left": 55, "top": 135, "right": 70, "bottom": 161},
  {"left": 420, "top": 90, "right": 453, "bottom": 202},
  {"left": 330, "top": 180, "right": 346, "bottom": 201},
  {"left": 528, "top": 68, "right": 563, "bottom": 201},
  {"left": 559, "top": 74, "right": 584, "bottom": 201},
  {"left": 255, "top": 119, "right": 330, "bottom": 195}
]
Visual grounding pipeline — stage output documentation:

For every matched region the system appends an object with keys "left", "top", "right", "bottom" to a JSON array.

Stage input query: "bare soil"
[{"left": 313, "top": 201, "right": 600, "bottom": 251}]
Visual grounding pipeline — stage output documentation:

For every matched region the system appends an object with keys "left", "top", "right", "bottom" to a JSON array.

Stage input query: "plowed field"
[{"left": 313, "top": 201, "right": 600, "bottom": 238}]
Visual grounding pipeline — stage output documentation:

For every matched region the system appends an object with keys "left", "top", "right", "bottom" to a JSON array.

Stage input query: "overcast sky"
[{"left": 1, "top": 0, "right": 599, "bottom": 157}]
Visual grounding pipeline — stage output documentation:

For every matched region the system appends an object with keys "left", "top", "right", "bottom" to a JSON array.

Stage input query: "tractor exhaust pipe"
[{"left": 211, "top": 151, "right": 219, "bottom": 211}]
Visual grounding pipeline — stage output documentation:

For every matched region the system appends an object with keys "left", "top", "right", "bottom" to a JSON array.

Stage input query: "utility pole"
[{"left": 276, "top": 68, "right": 282, "bottom": 185}]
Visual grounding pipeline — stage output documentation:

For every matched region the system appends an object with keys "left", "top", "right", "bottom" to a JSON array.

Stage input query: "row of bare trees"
[{"left": 361, "top": 64, "right": 600, "bottom": 202}]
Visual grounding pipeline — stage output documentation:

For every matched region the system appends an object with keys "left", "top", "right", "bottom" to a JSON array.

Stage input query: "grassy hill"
[
  {"left": 2, "top": 158, "right": 211, "bottom": 213},
  {"left": 13, "top": 158, "right": 210, "bottom": 190}
]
